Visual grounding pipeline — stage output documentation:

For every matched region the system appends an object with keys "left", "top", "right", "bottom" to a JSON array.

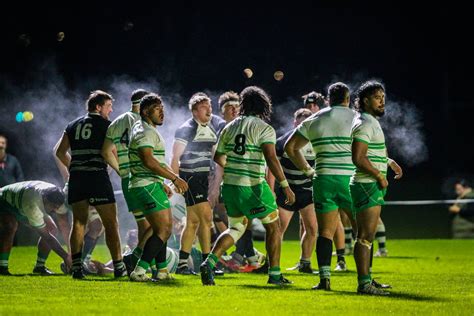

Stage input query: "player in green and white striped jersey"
[
  {"left": 285, "top": 82, "right": 358, "bottom": 291},
  {"left": 126, "top": 93, "right": 188, "bottom": 282},
  {"left": 0, "top": 181, "right": 71, "bottom": 275},
  {"left": 200, "top": 86, "right": 295, "bottom": 286},
  {"left": 102, "top": 89, "right": 151, "bottom": 273},
  {"left": 351, "top": 80, "right": 397, "bottom": 296}
]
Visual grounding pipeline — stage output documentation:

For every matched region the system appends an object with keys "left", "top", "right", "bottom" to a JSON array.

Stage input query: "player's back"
[
  {"left": 217, "top": 115, "right": 276, "bottom": 186},
  {"left": 298, "top": 106, "right": 357, "bottom": 176},
  {"left": 106, "top": 111, "right": 141, "bottom": 178},
  {"left": 66, "top": 113, "right": 110, "bottom": 173}
]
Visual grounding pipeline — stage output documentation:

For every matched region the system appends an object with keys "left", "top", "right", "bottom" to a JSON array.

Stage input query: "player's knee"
[
  {"left": 356, "top": 238, "right": 372, "bottom": 250},
  {"left": 227, "top": 216, "right": 248, "bottom": 243},
  {"left": 305, "top": 224, "right": 317, "bottom": 238},
  {"left": 260, "top": 210, "right": 279, "bottom": 225}
]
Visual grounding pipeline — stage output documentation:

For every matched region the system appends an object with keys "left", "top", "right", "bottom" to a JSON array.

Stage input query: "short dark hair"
[
  {"left": 354, "top": 80, "right": 385, "bottom": 112},
  {"left": 86, "top": 90, "right": 114, "bottom": 112},
  {"left": 303, "top": 91, "right": 325, "bottom": 108},
  {"left": 294, "top": 108, "right": 312, "bottom": 121},
  {"left": 328, "top": 82, "right": 350, "bottom": 106},
  {"left": 140, "top": 93, "right": 163, "bottom": 117},
  {"left": 42, "top": 186, "right": 65, "bottom": 206},
  {"left": 131, "top": 89, "right": 149, "bottom": 105},
  {"left": 239, "top": 86, "right": 272, "bottom": 121}
]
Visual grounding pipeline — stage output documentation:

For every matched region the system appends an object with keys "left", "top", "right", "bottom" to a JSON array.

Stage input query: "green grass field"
[{"left": 1, "top": 239, "right": 473, "bottom": 315}]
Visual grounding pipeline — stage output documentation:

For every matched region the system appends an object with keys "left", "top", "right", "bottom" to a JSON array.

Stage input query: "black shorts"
[
  {"left": 276, "top": 187, "right": 313, "bottom": 212},
  {"left": 180, "top": 173, "right": 209, "bottom": 206},
  {"left": 68, "top": 171, "right": 115, "bottom": 206}
]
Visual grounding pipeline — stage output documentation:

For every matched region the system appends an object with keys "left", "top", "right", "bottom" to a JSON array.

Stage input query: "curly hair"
[
  {"left": 239, "top": 86, "right": 272, "bottom": 121},
  {"left": 354, "top": 80, "right": 385, "bottom": 112}
]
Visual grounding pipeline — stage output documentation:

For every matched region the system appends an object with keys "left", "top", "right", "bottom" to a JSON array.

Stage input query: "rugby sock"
[
  {"left": 316, "top": 236, "right": 332, "bottom": 279},
  {"left": 243, "top": 231, "right": 256, "bottom": 258},
  {"left": 71, "top": 252, "right": 82, "bottom": 271},
  {"left": 207, "top": 253, "right": 219, "bottom": 269},
  {"left": 35, "top": 251, "right": 48, "bottom": 268},
  {"left": 113, "top": 260, "right": 126, "bottom": 272},
  {"left": 131, "top": 247, "right": 143, "bottom": 267},
  {"left": 82, "top": 235, "right": 97, "bottom": 260},
  {"left": 138, "top": 235, "right": 164, "bottom": 270},
  {"left": 300, "top": 258, "right": 311, "bottom": 267},
  {"left": 0, "top": 252, "right": 10, "bottom": 268},
  {"left": 155, "top": 242, "right": 167, "bottom": 271},
  {"left": 358, "top": 274, "right": 372, "bottom": 286},
  {"left": 235, "top": 229, "right": 251, "bottom": 256},
  {"left": 344, "top": 227, "right": 353, "bottom": 251},
  {"left": 202, "top": 253, "right": 209, "bottom": 262},
  {"left": 375, "top": 223, "right": 386, "bottom": 250},
  {"left": 336, "top": 249, "right": 345, "bottom": 263},
  {"left": 269, "top": 266, "right": 281, "bottom": 281},
  {"left": 178, "top": 250, "right": 190, "bottom": 268}
]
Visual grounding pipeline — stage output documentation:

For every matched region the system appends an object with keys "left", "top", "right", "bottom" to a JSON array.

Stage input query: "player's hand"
[
  {"left": 163, "top": 183, "right": 174, "bottom": 198},
  {"left": 283, "top": 186, "right": 296, "bottom": 205},
  {"left": 172, "top": 177, "right": 188, "bottom": 194},
  {"left": 388, "top": 160, "right": 403, "bottom": 180},
  {"left": 377, "top": 175, "right": 389, "bottom": 189}
]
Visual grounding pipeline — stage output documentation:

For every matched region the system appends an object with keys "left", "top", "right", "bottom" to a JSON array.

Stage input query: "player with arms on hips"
[
  {"left": 200, "top": 86, "right": 295, "bottom": 286},
  {"left": 127, "top": 93, "right": 188, "bottom": 282}
]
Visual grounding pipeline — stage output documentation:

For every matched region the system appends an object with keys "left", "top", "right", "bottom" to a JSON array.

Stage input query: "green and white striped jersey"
[
  {"left": 128, "top": 120, "right": 166, "bottom": 188},
  {"left": 296, "top": 105, "right": 357, "bottom": 176},
  {"left": 105, "top": 111, "right": 141, "bottom": 178},
  {"left": 216, "top": 115, "right": 276, "bottom": 186},
  {"left": 351, "top": 112, "right": 388, "bottom": 183},
  {"left": 0, "top": 181, "right": 67, "bottom": 228}
]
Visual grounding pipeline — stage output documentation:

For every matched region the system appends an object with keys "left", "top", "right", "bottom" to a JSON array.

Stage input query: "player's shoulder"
[
  {"left": 66, "top": 114, "right": 86, "bottom": 129},
  {"left": 177, "top": 117, "right": 195, "bottom": 129},
  {"left": 210, "top": 114, "right": 225, "bottom": 128}
]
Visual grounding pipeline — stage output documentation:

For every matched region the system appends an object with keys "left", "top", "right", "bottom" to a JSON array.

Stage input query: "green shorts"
[
  {"left": 122, "top": 177, "right": 141, "bottom": 212},
  {"left": 128, "top": 182, "right": 170, "bottom": 216},
  {"left": 350, "top": 182, "right": 386, "bottom": 213},
  {"left": 313, "top": 175, "right": 352, "bottom": 213},
  {"left": 222, "top": 182, "right": 277, "bottom": 220}
]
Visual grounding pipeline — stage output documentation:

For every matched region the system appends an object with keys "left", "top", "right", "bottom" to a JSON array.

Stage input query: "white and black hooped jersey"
[
  {"left": 174, "top": 115, "right": 224, "bottom": 175},
  {"left": 65, "top": 113, "right": 110, "bottom": 173},
  {"left": 276, "top": 130, "right": 315, "bottom": 192}
]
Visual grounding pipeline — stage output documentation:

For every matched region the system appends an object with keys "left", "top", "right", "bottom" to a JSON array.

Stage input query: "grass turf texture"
[{"left": 1, "top": 240, "right": 473, "bottom": 315}]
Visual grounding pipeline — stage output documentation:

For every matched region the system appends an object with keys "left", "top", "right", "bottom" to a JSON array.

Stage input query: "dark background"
[{"left": 0, "top": 2, "right": 472, "bottom": 239}]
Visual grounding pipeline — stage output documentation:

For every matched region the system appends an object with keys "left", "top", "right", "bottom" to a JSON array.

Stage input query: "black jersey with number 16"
[{"left": 65, "top": 113, "right": 111, "bottom": 173}]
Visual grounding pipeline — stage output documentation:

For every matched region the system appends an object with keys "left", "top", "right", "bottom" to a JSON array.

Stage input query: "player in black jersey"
[
  {"left": 171, "top": 92, "right": 225, "bottom": 274},
  {"left": 268, "top": 108, "right": 317, "bottom": 273},
  {"left": 55, "top": 90, "right": 126, "bottom": 279}
]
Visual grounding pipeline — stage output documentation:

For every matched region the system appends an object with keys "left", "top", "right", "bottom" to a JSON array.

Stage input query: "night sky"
[{"left": 0, "top": 2, "right": 472, "bottom": 199}]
